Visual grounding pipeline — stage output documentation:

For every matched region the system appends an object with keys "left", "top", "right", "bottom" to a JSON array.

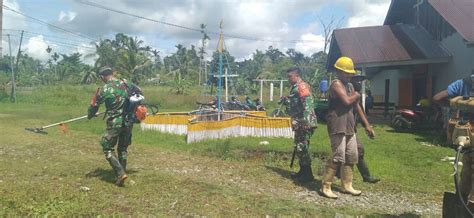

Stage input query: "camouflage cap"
[{"left": 98, "top": 67, "right": 113, "bottom": 76}]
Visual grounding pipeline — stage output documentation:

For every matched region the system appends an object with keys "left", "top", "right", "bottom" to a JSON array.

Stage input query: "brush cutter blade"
[{"left": 25, "top": 127, "right": 48, "bottom": 134}]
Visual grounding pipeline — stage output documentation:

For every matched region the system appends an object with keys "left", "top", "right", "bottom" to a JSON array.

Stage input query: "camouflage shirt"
[
  {"left": 88, "top": 78, "right": 131, "bottom": 128},
  {"left": 288, "top": 79, "right": 317, "bottom": 129}
]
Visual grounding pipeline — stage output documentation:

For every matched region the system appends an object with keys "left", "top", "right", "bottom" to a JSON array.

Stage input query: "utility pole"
[
  {"left": 199, "top": 57, "right": 202, "bottom": 86},
  {"left": 15, "top": 30, "right": 24, "bottom": 73},
  {"left": 7, "top": 34, "right": 15, "bottom": 102},
  {"left": 10, "top": 31, "right": 23, "bottom": 103},
  {"left": 0, "top": 0, "right": 3, "bottom": 57},
  {"left": 0, "top": 0, "right": 3, "bottom": 56}
]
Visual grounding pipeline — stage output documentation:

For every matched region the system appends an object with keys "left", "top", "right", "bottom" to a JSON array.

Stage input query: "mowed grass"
[{"left": 0, "top": 85, "right": 455, "bottom": 216}]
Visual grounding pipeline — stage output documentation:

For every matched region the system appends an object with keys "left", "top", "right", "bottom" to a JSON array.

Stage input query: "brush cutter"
[
  {"left": 442, "top": 119, "right": 474, "bottom": 217},
  {"left": 25, "top": 112, "right": 105, "bottom": 134}
]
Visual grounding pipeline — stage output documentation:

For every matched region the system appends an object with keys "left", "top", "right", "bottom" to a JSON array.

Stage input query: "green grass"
[{"left": 0, "top": 85, "right": 455, "bottom": 216}]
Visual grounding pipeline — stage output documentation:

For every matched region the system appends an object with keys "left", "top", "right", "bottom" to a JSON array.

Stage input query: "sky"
[{"left": 1, "top": 0, "right": 391, "bottom": 64}]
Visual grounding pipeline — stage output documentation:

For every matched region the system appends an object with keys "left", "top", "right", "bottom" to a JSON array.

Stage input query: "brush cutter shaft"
[{"left": 41, "top": 112, "right": 105, "bottom": 130}]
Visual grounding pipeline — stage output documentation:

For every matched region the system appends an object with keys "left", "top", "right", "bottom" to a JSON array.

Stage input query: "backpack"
[{"left": 120, "top": 79, "right": 147, "bottom": 123}]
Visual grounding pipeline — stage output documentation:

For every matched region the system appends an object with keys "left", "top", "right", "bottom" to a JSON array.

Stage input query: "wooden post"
[
  {"left": 224, "top": 68, "right": 228, "bottom": 102},
  {"left": 270, "top": 83, "right": 274, "bottom": 101},
  {"left": 361, "top": 66, "right": 366, "bottom": 114},
  {"left": 280, "top": 80, "right": 283, "bottom": 97}
]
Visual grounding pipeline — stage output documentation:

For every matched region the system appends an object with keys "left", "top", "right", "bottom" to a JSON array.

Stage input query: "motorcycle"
[
  {"left": 196, "top": 96, "right": 265, "bottom": 112},
  {"left": 246, "top": 97, "right": 265, "bottom": 111},
  {"left": 271, "top": 96, "right": 289, "bottom": 117},
  {"left": 390, "top": 105, "right": 441, "bottom": 131}
]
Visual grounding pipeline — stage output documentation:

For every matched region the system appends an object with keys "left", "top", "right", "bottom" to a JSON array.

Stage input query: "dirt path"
[{"left": 132, "top": 147, "right": 441, "bottom": 216}]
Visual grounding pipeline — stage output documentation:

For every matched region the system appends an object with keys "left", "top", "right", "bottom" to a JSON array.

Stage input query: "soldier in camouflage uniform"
[
  {"left": 88, "top": 67, "right": 141, "bottom": 187},
  {"left": 286, "top": 67, "right": 318, "bottom": 183}
]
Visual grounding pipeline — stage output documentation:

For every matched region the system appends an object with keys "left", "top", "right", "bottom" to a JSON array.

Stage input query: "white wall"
[
  {"left": 369, "top": 69, "right": 410, "bottom": 104},
  {"left": 429, "top": 33, "right": 474, "bottom": 92}
]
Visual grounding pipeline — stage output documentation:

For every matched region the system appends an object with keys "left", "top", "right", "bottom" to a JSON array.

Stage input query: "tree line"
[{"left": 0, "top": 32, "right": 329, "bottom": 97}]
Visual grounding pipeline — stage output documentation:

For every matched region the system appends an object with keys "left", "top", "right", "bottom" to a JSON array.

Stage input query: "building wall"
[
  {"left": 369, "top": 69, "right": 411, "bottom": 104},
  {"left": 369, "top": 32, "right": 473, "bottom": 105},
  {"left": 429, "top": 32, "right": 474, "bottom": 92}
]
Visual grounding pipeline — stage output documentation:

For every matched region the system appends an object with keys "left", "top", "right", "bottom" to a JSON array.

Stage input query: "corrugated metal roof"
[
  {"left": 392, "top": 24, "right": 451, "bottom": 59},
  {"left": 333, "top": 25, "right": 411, "bottom": 64},
  {"left": 428, "top": 0, "right": 474, "bottom": 42},
  {"left": 332, "top": 24, "right": 450, "bottom": 66}
]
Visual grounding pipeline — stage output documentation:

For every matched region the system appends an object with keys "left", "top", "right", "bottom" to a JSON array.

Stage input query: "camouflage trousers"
[
  {"left": 461, "top": 151, "right": 474, "bottom": 204},
  {"left": 294, "top": 128, "right": 315, "bottom": 166},
  {"left": 100, "top": 118, "right": 133, "bottom": 163}
]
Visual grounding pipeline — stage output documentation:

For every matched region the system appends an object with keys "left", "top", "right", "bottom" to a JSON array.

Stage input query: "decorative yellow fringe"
[{"left": 140, "top": 111, "right": 293, "bottom": 143}]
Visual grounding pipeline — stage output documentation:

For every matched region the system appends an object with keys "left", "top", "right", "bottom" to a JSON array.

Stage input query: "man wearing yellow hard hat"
[{"left": 320, "top": 56, "right": 375, "bottom": 199}]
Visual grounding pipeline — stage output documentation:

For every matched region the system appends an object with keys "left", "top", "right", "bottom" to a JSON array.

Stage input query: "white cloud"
[
  {"left": 57, "top": 0, "right": 329, "bottom": 59},
  {"left": 2, "top": 0, "right": 28, "bottom": 56},
  {"left": 295, "top": 33, "right": 325, "bottom": 55},
  {"left": 345, "top": 0, "right": 391, "bottom": 28},
  {"left": 3, "top": 0, "right": 394, "bottom": 62},
  {"left": 58, "top": 11, "right": 77, "bottom": 22},
  {"left": 24, "top": 36, "right": 53, "bottom": 62},
  {"left": 74, "top": 43, "right": 96, "bottom": 65}
]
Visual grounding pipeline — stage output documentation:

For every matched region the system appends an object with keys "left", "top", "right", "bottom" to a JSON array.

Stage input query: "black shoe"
[
  {"left": 296, "top": 165, "right": 314, "bottom": 183},
  {"left": 363, "top": 177, "right": 380, "bottom": 183}
]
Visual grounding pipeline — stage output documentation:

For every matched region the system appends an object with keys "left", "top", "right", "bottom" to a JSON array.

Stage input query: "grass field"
[{"left": 0, "top": 85, "right": 455, "bottom": 216}]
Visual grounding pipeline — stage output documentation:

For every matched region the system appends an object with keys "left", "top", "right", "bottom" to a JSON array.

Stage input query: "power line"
[
  {"left": 2, "top": 33, "right": 96, "bottom": 51},
  {"left": 3, "top": 29, "right": 93, "bottom": 44},
  {"left": 77, "top": 0, "right": 324, "bottom": 44},
  {"left": 3, "top": 4, "right": 98, "bottom": 42}
]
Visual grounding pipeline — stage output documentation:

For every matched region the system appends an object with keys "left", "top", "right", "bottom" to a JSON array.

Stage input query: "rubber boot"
[
  {"left": 357, "top": 158, "right": 380, "bottom": 183},
  {"left": 118, "top": 151, "right": 127, "bottom": 172},
  {"left": 320, "top": 162, "right": 338, "bottom": 199},
  {"left": 290, "top": 164, "right": 303, "bottom": 180},
  {"left": 105, "top": 151, "right": 127, "bottom": 187},
  {"left": 297, "top": 165, "right": 314, "bottom": 183},
  {"left": 335, "top": 166, "right": 341, "bottom": 179},
  {"left": 119, "top": 159, "right": 127, "bottom": 173},
  {"left": 341, "top": 164, "right": 362, "bottom": 196}
]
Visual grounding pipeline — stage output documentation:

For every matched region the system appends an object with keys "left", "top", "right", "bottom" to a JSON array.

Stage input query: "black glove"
[
  {"left": 350, "top": 75, "right": 365, "bottom": 92},
  {"left": 88, "top": 106, "right": 99, "bottom": 119},
  {"left": 351, "top": 81, "right": 362, "bottom": 92}
]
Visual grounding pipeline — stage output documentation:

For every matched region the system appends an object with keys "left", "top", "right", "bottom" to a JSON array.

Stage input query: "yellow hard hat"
[{"left": 334, "top": 56, "right": 356, "bottom": 74}]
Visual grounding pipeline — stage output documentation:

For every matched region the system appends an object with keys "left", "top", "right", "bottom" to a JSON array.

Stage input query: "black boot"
[
  {"left": 118, "top": 151, "right": 127, "bottom": 172},
  {"left": 335, "top": 166, "right": 341, "bottom": 179},
  {"left": 357, "top": 158, "right": 380, "bottom": 183},
  {"left": 119, "top": 159, "right": 127, "bottom": 173},
  {"left": 297, "top": 165, "right": 314, "bottom": 183},
  {"left": 290, "top": 165, "right": 303, "bottom": 180},
  {"left": 105, "top": 151, "right": 127, "bottom": 187}
]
